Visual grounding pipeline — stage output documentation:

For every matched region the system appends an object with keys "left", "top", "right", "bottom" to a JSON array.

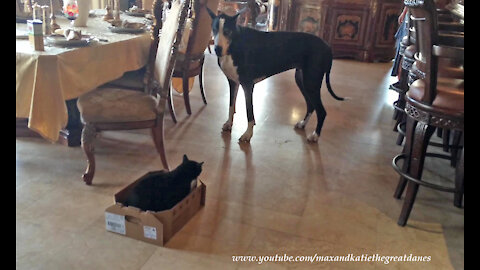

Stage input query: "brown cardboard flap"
[
  {"left": 105, "top": 204, "right": 164, "bottom": 246},
  {"left": 153, "top": 180, "right": 206, "bottom": 242}
]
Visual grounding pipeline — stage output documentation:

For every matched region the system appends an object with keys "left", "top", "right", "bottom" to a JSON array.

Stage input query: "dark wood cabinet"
[{"left": 272, "top": 0, "right": 402, "bottom": 62}]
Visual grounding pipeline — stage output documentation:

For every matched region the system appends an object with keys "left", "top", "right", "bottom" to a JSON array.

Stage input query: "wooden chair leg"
[
  {"left": 81, "top": 123, "right": 97, "bottom": 185},
  {"left": 450, "top": 130, "right": 462, "bottom": 167},
  {"left": 183, "top": 73, "right": 192, "bottom": 115},
  {"left": 152, "top": 124, "right": 169, "bottom": 171},
  {"left": 152, "top": 96, "right": 169, "bottom": 171},
  {"left": 395, "top": 114, "right": 406, "bottom": 146},
  {"left": 454, "top": 146, "right": 464, "bottom": 208},
  {"left": 397, "top": 122, "right": 435, "bottom": 226},
  {"left": 199, "top": 60, "right": 207, "bottom": 105},
  {"left": 437, "top": 127, "right": 443, "bottom": 138},
  {"left": 394, "top": 116, "right": 416, "bottom": 199},
  {"left": 442, "top": 128, "right": 450, "bottom": 152},
  {"left": 392, "top": 107, "right": 399, "bottom": 120},
  {"left": 167, "top": 85, "right": 177, "bottom": 124}
]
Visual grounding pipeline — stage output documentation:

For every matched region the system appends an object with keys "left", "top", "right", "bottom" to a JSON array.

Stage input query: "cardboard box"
[{"left": 105, "top": 170, "right": 206, "bottom": 246}]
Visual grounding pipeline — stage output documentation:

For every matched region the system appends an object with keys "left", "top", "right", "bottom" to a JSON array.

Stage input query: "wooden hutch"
[{"left": 268, "top": 0, "right": 402, "bottom": 62}]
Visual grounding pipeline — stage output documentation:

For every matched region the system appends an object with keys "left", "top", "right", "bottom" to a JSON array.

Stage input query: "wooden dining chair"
[
  {"left": 168, "top": 0, "right": 219, "bottom": 121},
  {"left": 100, "top": 0, "right": 171, "bottom": 94},
  {"left": 76, "top": 0, "right": 190, "bottom": 185}
]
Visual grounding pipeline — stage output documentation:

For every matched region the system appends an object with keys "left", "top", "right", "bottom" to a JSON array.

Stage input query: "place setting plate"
[
  {"left": 108, "top": 26, "right": 146, "bottom": 34},
  {"left": 124, "top": 11, "right": 148, "bottom": 17},
  {"left": 45, "top": 35, "right": 96, "bottom": 47}
]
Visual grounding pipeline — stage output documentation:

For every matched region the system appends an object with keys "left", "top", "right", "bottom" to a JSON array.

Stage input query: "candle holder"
[
  {"left": 103, "top": 0, "right": 114, "bottom": 21},
  {"left": 112, "top": 0, "right": 122, "bottom": 24},
  {"left": 49, "top": 0, "right": 60, "bottom": 31}
]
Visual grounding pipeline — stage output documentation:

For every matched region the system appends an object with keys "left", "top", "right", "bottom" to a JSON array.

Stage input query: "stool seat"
[{"left": 407, "top": 78, "right": 464, "bottom": 113}]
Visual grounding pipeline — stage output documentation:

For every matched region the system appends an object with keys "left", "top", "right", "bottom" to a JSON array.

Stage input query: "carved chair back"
[
  {"left": 405, "top": 0, "right": 440, "bottom": 105},
  {"left": 404, "top": 0, "right": 464, "bottom": 124},
  {"left": 407, "top": 0, "right": 464, "bottom": 105},
  {"left": 183, "top": 0, "right": 220, "bottom": 59},
  {"left": 151, "top": 0, "right": 190, "bottom": 97},
  {"left": 143, "top": 0, "right": 170, "bottom": 93}
]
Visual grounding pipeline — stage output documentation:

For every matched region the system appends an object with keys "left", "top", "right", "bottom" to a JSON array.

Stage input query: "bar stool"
[
  {"left": 390, "top": 5, "right": 464, "bottom": 146},
  {"left": 391, "top": 0, "right": 464, "bottom": 226}
]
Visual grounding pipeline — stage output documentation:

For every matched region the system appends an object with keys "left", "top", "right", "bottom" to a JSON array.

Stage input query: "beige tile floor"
[{"left": 16, "top": 54, "right": 464, "bottom": 270}]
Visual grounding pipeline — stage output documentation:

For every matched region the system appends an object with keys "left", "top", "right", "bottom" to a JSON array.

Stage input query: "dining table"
[{"left": 16, "top": 10, "right": 153, "bottom": 145}]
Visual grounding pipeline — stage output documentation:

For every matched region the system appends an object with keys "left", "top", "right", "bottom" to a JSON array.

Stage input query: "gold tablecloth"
[{"left": 16, "top": 12, "right": 151, "bottom": 142}]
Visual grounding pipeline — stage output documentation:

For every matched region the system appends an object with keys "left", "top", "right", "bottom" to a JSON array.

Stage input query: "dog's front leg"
[
  {"left": 239, "top": 82, "right": 255, "bottom": 142},
  {"left": 222, "top": 79, "right": 239, "bottom": 132}
]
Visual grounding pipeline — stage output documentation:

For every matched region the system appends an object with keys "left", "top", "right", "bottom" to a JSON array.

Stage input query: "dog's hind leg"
[
  {"left": 222, "top": 79, "right": 239, "bottom": 132},
  {"left": 239, "top": 82, "right": 255, "bottom": 142},
  {"left": 303, "top": 70, "right": 327, "bottom": 143},
  {"left": 294, "top": 69, "right": 314, "bottom": 130}
]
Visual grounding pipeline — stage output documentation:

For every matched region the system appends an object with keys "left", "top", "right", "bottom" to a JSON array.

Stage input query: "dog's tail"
[{"left": 325, "top": 53, "right": 345, "bottom": 101}]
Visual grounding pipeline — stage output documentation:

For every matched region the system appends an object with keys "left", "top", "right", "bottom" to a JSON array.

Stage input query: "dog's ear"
[
  {"left": 206, "top": 7, "right": 217, "bottom": 19},
  {"left": 233, "top": 7, "right": 247, "bottom": 20}
]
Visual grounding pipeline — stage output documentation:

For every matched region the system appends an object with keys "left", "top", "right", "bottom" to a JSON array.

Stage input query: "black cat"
[{"left": 123, "top": 155, "right": 204, "bottom": 212}]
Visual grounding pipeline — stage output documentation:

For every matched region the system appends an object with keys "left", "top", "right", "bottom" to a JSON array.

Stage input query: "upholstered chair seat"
[{"left": 77, "top": 88, "right": 158, "bottom": 123}]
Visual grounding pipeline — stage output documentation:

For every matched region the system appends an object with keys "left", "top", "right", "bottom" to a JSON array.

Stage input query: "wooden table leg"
[{"left": 58, "top": 98, "right": 82, "bottom": 147}]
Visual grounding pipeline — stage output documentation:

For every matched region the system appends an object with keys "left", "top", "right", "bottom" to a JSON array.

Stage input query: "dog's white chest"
[{"left": 219, "top": 55, "right": 239, "bottom": 82}]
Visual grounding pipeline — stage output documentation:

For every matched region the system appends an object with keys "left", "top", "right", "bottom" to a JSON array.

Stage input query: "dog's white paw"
[
  {"left": 239, "top": 130, "right": 253, "bottom": 143},
  {"left": 238, "top": 134, "right": 252, "bottom": 143},
  {"left": 306, "top": 132, "right": 319, "bottom": 143},
  {"left": 294, "top": 120, "right": 307, "bottom": 130},
  {"left": 222, "top": 121, "right": 233, "bottom": 132}
]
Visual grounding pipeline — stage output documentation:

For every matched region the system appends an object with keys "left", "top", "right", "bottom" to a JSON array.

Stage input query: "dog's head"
[{"left": 207, "top": 7, "right": 245, "bottom": 57}]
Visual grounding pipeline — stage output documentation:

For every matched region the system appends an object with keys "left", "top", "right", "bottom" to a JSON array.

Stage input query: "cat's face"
[{"left": 182, "top": 155, "right": 204, "bottom": 178}]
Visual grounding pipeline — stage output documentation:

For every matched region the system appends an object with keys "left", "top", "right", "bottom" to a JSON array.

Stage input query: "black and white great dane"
[{"left": 207, "top": 8, "right": 345, "bottom": 143}]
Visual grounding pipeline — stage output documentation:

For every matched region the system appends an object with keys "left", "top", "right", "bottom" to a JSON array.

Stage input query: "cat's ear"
[
  {"left": 183, "top": 154, "right": 189, "bottom": 163},
  {"left": 199, "top": 162, "right": 204, "bottom": 167}
]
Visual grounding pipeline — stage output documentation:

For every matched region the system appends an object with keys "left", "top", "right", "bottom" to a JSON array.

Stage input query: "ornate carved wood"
[{"left": 281, "top": 0, "right": 402, "bottom": 62}]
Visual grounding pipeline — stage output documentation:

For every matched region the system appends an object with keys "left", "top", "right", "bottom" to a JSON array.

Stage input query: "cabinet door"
[
  {"left": 328, "top": 6, "right": 368, "bottom": 48},
  {"left": 374, "top": 3, "right": 400, "bottom": 48},
  {"left": 287, "top": 0, "right": 329, "bottom": 38},
  {"left": 295, "top": 4, "right": 325, "bottom": 38}
]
